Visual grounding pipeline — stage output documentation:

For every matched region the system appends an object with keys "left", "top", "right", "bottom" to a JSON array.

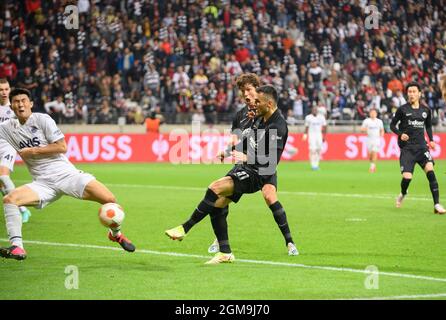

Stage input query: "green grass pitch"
[{"left": 1, "top": 161, "right": 446, "bottom": 300}]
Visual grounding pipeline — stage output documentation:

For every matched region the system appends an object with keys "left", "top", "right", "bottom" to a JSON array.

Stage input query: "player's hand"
[
  {"left": 247, "top": 108, "right": 256, "bottom": 119},
  {"left": 302, "top": 134, "right": 308, "bottom": 141},
  {"left": 231, "top": 151, "right": 247, "bottom": 163},
  {"left": 400, "top": 133, "right": 409, "bottom": 141},
  {"left": 18, "top": 147, "right": 38, "bottom": 159},
  {"left": 429, "top": 141, "right": 436, "bottom": 150},
  {"left": 217, "top": 151, "right": 226, "bottom": 163}
]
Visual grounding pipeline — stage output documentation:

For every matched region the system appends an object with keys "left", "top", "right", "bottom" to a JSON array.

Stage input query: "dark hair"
[
  {"left": 9, "top": 88, "right": 32, "bottom": 101},
  {"left": 0, "top": 78, "right": 9, "bottom": 84},
  {"left": 405, "top": 82, "right": 421, "bottom": 92},
  {"left": 236, "top": 73, "right": 261, "bottom": 90},
  {"left": 257, "top": 85, "right": 278, "bottom": 103}
]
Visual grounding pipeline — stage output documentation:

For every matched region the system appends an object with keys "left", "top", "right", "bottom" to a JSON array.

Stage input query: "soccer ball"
[{"left": 98, "top": 203, "right": 125, "bottom": 228}]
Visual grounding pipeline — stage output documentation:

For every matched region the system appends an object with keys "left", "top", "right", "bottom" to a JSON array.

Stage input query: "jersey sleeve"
[
  {"left": 41, "top": 115, "right": 65, "bottom": 143},
  {"left": 361, "top": 119, "right": 367, "bottom": 129},
  {"left": 425, "top": 108, "right": 433, "bottom": 142},
  {"left": 304, "top": 116, "right": 309, "bottom": 127},
  {"left": 231, "top": 112, "right": 240, "bottom": 133},
  {"left": 390, "top": 108, "right": 403, "bottom": 136}
]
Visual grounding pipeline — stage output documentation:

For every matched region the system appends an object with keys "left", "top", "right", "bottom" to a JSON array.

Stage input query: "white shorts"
[
  {"left": 367, "top": 139, "right": 381, "bottom": 153},
  {"left": 309, "top": 137, "right": 323, "bottom": 151},
  {"left": 26, "top": 171, "right": 95, "bottom": 209},
  {"left": 0, "top": 143, "right": 17, "bottom": 172}
]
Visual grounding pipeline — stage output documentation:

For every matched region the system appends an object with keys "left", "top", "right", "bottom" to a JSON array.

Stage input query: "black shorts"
[
  {"left": 225, "top": 165, "right": 278, "bottom": 203},
  {"left": 400, "top": 148, "right": 434, "bottom": 174}
]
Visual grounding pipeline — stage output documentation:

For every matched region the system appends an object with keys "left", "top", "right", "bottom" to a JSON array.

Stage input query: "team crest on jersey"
[
  {"left": 6, "top": 110, "right": 11, "bottom": 115},
  {"left": 422, "top": 112, "right": 427, "bottom": 119},
  {"left": 30, "top": 125, "right": 39, "bottom": 133}
]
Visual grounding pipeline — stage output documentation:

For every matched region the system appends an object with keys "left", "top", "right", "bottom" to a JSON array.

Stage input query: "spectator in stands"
[{"left": 0, "top": 0, "right": 444, "bottom": 126}]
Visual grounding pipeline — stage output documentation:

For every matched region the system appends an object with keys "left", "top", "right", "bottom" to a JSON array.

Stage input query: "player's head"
[
  {"left": 0, "top": 78, "right": 11, "bottom": 105},
  {"left": 236, "top": 73, "right": 261, "bottom": 109},
  {"left": 369, "top": 108, "right": 378, "bottom": 119},
  {"left": 311, "top": 106, "right": 318, "bottom": 115},
  {"left": 405, "top": 82, "right": 422, "bottom": 104},
  {"left": 255, "top": 85, "right": 278, "bottom": 116},
  {"left": 9, "top": 88, "right": 33, "bottom": 120}
]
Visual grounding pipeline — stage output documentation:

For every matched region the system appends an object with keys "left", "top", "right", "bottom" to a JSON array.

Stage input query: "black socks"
[
  {"left": 401, "top": 178, "right": 411, "bottom": 196},
  {"left": 426, "top": 171, "right": 440, "bottom": 205},
  {"left": 269, "top": 201, "right": 294, "bottom": 245}
]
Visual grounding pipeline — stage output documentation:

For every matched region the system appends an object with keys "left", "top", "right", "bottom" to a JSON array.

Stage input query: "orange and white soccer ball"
[{"left": 98, "top": 203, "right": 125, "bottom": 228}]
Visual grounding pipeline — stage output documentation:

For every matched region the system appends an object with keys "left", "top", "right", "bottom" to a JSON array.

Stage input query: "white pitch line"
[
  {"left": 2, "top": 238, "right": 446, "bottom": 285},
  {"left": 343, "top": 293, "right": 446, "bottom": 300},
  {"left": 14, "top": 180, "right": 433, "bottom": 202}
]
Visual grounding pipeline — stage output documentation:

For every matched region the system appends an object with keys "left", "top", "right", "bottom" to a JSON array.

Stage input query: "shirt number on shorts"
[
  {"left": 424, "top": 152, "right": 432, "bottom": 161},
  {"left": 236, "top": 171, "right": 250, "bottom": 180},
  {"left": 3, "top": 154, "right": 13, "bottom": 162}
]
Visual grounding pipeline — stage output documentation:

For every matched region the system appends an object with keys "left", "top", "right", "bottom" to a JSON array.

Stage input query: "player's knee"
[
  {"left": 3, "top": 193, "right": 18, "bottom": 205},
  {"left": 262, "top": 188, "right": 277, "bottom": 205},
  {"left": 208, "top": 181, "right": 222, "bottom": 196},
  {"left": 402, "top": 173, "right": 412, "bottom": 180}
]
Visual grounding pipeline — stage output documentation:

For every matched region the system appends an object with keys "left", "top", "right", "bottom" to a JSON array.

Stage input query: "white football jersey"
[
  {"left": 305, "top": 114, "right": 326, "bottom": 137},
  {"left": 0, "top": 103, "right": 16, "bottom": 151},
  {"left": 0, "top": 103, "right": 14, "bottom": 123},
  {"left": 0, "top": 113, "right": 77, "bottom": 179},
  {"left": 361, "top": 118, "right": 383, "bottom": 140}
]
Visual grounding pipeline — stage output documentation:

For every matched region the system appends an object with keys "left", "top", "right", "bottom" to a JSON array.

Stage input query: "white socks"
[
  {"left": 4, "top": 203, "right": 23, "bottom": 248},
  {"left": 310, "top": 151, "right": 320, "bottom": 168}
]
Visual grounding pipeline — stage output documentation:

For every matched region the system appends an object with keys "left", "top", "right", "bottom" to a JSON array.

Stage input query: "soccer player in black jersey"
[
  {"left": 390, "top": 82, "right": 445, "bottom": 214},
  {"left": 199, "top": 85, "right": 292, "bottom": 263},
  {"left": 165, "top": 75, "right": 298, "bottom": 258}
]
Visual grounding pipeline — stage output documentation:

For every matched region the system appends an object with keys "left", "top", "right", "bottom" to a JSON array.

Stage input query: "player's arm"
[
  {"left": 425, "top": 108, "right": 435, "bottom": 149},
  {"left": 360, "top": 119, "right": 367, "bottom": 133},
  {"left": 218, "top": 111, "right": 246, "bottom": 161},
  {"left": 321, "top": 118, "right": 327, "bottom": 142},
  {"left": 303, "top": 125, "right": 309, "bottom": 141},
  {"left": 18, "top": 138, "right": 67, "bottom": 159},
  {"left": 390, "top": 108, "right": 408, "bottom": 140}
]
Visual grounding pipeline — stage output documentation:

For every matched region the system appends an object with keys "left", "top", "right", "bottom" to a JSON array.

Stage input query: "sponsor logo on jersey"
[
  {"left": 408, "top": 119, "right": 425, "bottom": 128},
  {"left": 19, "top": 137, "right": 41, "bottom": 148}
]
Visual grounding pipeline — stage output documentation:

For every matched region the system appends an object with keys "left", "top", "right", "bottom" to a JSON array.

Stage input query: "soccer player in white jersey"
[
  {"left": 0, "top": 88, "right": 135, "bottom": 260},
  {"left": 303, "top": 107, "right": 327, "bottom": 170},
  {"left": 361, "top": 108, "right": 384, "bottom": 173},
  {"left": 0, "top": 79, "right": 32, "bottom": 223}
]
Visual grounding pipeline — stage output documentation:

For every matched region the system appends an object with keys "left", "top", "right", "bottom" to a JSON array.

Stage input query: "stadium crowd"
[{"left": 0, "top": 0, "right": 445, "bottom": 128}]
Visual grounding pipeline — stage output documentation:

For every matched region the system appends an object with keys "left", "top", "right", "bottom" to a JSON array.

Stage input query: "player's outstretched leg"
[
  {"left": 83, "top": 180, "right": 135, "bottom": 252},
  {"left": 165, "top": 201, "right": 229, "bottom": 243},
  {"left": 165, "top": 188, "right": 220, "bottom": 241},
  {"left": 0, "top": 175, "right": 32, "bottom": 223}
]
